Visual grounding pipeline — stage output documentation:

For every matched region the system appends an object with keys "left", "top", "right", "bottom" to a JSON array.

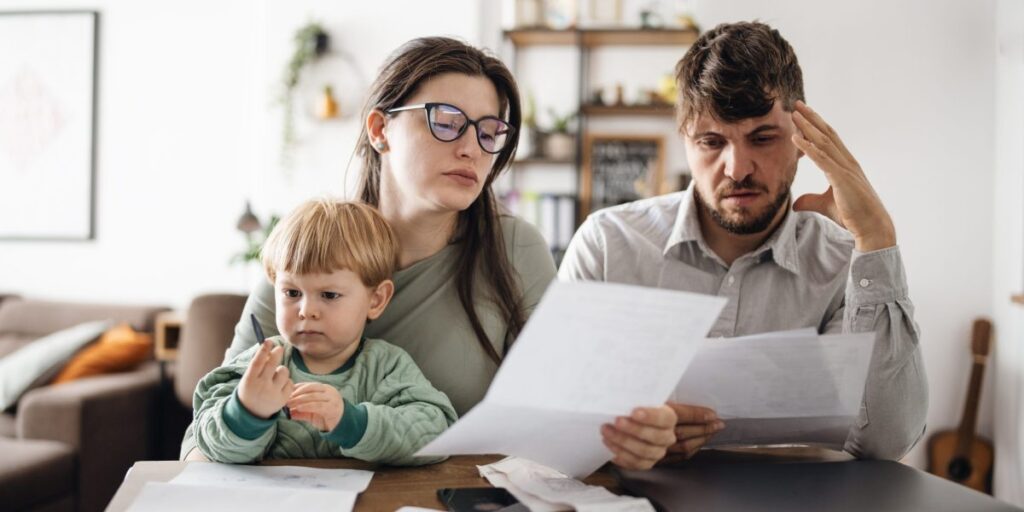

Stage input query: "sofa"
[{"left": 0, "top": 297, "right": 168, "bottom": 512}]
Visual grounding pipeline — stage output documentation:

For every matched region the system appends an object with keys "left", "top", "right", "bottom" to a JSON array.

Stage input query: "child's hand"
[
  {"left": 237, "top": 340, "right": 294, "bottom": 419},
  {"left": 287, "top": 382, "right": 344, "bottom": 432}
]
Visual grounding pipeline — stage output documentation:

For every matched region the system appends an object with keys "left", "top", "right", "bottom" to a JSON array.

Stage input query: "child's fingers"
[
  {"left": 247, "top": 341, "right": 271, "bottom": 378},
  {"left": 289, "top": 382, "right": 327, "bottom": 398},
  {"left": 271, "top": 365, "right": 290, "bottom": 388},
  {"left": 287, "top": 393, "right": 331, "bottom": 409},
  {"left": 268, "top": 344, "right": 285, "bottom": 367}
]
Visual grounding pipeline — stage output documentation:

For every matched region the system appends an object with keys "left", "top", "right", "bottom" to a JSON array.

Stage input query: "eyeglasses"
[{"left": 385, "top": 102, "right": 515, "bottom": 154}]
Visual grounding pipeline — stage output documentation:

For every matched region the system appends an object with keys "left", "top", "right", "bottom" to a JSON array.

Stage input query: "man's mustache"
[{"left": 716, "top": 177, "right": 770, "bottom": 198}]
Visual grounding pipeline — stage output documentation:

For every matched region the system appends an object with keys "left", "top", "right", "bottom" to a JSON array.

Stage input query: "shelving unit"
[{"left": 501, "top": 27, "right": 696, "bottom": 260}]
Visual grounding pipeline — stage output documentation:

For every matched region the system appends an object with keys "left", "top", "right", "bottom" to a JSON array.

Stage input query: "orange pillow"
[{"left": 51, "top": 324, "right": 153, "bottom": 384}]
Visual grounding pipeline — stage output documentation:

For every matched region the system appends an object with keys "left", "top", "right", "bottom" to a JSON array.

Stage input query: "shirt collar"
[{"left": 664, "top": 186, "right": 802, "bottom": 275}]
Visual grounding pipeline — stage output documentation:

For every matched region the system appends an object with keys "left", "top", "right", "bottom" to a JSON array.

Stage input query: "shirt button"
[
  {"left": 859, "top": 278, "right": 871, "bottom": 288},
  {"left": 728, "top": 276, "right": 735, "bottom": 286}
]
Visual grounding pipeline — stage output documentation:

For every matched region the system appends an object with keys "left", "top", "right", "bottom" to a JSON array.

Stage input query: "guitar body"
[
  {"left": 926, "top": 318, "right": 994, "bottom": 494},
  {"left": 927, "top": 429, "right": 994, "bottom": 493}
]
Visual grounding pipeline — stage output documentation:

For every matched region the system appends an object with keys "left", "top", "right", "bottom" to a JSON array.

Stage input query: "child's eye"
[
  {"left": 283, "top": 289, "right": 301, "bottom": 298},
  {"left": 322, "top": 291, "right": 341, "bottom": 300}
]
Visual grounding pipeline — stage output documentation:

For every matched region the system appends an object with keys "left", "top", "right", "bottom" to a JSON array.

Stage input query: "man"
[{"left": 563, "top": 21, "right": 927, "bottom": 465}]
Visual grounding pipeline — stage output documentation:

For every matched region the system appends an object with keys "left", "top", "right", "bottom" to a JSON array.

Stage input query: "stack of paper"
[
  {"left": 125, "top": 464, "right": 374, "bottom": 512},
  {"left": 417, "top": 281, "right": 727, "bottom": 477},
  {"left": 478, "top": 457, "right": 654, "bottom": 512},
  {"left": 672, "top": 329, "right": 876, "bottom": 448}
]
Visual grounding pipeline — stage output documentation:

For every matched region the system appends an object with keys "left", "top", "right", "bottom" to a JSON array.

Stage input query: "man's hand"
[
  {"left": 664, "top": 403, "right": 724, "bottom": 460},
  {"left": 601, "top": 406, "right": 678, "bottom": 470},
  {"left": 791, "top": 100, "right": 897, "bottom": 252},
  {"left": 238, "top": 340, "right": 294, "bottom": 419},
  {"left": 287, "top": 382, "right": 345, "bottom": 432}
]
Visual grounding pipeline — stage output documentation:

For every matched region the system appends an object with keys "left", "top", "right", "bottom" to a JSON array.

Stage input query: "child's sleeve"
[
  {"left": 192, "top": 345, "right": 280, "bottom": 463},
  {"left": 324, "top": 350, "right": 458, "bottom": 466}
]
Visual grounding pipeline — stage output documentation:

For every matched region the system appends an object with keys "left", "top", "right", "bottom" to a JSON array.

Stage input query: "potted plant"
[
  {"left": 543, "top": 107, "right": 576, "bottom": 160},
  {"left": 279, "top": 21, "right": 330, "bottom": 165}
]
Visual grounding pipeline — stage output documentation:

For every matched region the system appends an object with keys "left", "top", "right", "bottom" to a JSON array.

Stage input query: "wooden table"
[{"left": 106, "top": 454, "right": 621, "bottom": 511}]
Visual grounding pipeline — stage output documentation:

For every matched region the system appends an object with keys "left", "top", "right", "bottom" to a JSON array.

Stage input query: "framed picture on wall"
[
  {"left": 0, "top": 11, "right": 99, "bottom": 240},
  {"left": 580, "top": 133, "right": 665, "bottom": 218}
]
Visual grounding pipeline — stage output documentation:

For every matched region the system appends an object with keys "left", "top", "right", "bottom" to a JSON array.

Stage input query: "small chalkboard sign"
[{"left": 581, "top": 134, "right": 665, "bottom": 217}]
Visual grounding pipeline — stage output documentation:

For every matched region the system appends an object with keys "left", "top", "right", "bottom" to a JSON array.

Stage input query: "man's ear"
[
  {"left": 367, "top": 279, "right": 395, "bottom": 320},
  {"left": 366, "top": 109, "right": 389, "bottom": 152}
]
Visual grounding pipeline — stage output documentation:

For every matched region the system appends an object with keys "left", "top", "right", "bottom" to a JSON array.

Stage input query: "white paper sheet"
[
  {"left": 125, "top": 482, "right": 357, "bottom": 512},
  {"left": 672, "top": 331, "right": 876, "bottom": 447},
  {"left": 418, "top": 281, "right": 726, "bottom": 477},
  {"left": 169, "top": 462, "right": 374, "bottom": 492},
  {"left": 479, "top": 457, "right": 654, "bottom": 512}
]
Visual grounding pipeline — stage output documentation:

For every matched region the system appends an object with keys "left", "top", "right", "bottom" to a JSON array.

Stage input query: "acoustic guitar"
[{"left": 927, "top": 318, "right": 994, "bottom": 494}]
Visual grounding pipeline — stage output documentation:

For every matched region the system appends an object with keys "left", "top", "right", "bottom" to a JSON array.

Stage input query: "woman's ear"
[
  {"left": 367, "top": 109, "right": 389, "bottom": 153},
  {"left": 366, "top": 279, "right": 395, "bottom": 320}
]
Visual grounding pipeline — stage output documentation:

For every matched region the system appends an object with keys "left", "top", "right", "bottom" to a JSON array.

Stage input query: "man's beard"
[{"left": 696, "top": 176, "right": 791, "bottom": 235}]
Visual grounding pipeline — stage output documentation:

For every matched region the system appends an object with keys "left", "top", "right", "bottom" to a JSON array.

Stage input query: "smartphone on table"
[{"left": 436, "top": 487, "right": 521, "bottom": 512}]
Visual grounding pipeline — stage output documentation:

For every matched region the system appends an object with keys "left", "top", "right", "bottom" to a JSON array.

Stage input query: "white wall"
[
  {"left": 0, "top": 0, "right": 480, "bottom": 308},
  {"left": 992, "top": 0, "right": 1024, "bottom": 504},
  {"left": 0, "top": 0, "right": 1010, "bottom": 478}
]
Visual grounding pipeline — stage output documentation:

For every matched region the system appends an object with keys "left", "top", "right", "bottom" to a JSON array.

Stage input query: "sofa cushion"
[
  {"left": 51, "top": 324, "right": 153, "bottom": 384},
  {"left": 0, "top": 437, "right": 75, "bottom": 511},
  {"left": 0, "top": 299, "right": 166, "bottom": 337},
  {"left": 0, "top": 411, "right": 15, "bottom": 437},
  {"left": 0, "top": 321, "right": 111, "bottom": 410},
  {"left": 0, "top": 333, "right": 36, "bottom": 360}
]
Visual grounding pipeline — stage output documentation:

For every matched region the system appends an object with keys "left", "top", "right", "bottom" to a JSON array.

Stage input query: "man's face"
[{"left": 683, "top": 101, "right": 802, "bottom": 235}]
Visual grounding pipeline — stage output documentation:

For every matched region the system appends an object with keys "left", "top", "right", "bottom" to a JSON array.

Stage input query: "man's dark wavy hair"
[{"left": 675, "top": 21, "right": 805, "bottom": 131}]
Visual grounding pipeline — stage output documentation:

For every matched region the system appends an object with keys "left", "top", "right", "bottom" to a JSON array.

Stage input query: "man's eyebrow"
[
  {"left": 748, "top": 124, "right": 781, "bottom": 135},
  {"left": 691, "top": 130, "right": 721, "bottom": 138}
]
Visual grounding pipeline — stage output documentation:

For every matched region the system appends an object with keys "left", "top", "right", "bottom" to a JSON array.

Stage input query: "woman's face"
[{"left": 380, "top": 72, "right": 503, "bottom": 215}]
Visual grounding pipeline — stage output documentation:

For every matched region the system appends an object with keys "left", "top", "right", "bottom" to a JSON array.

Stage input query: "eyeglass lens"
[{"left": 427, "top": 104, "right": 510, "bottom": 153}]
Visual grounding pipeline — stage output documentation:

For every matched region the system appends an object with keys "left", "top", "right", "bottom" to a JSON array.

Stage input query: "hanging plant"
[{"left": 280, "top": 21, "right": 330, "bottom": 166}]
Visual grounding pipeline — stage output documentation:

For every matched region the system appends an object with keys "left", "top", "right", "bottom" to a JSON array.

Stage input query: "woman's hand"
[
  {"left": 601, "top": 405, "right": 678, "bottom": 469},
  {"left": 287, "top": 382, "right": 345, "bottom": 432},
  {"left": 237, "top": 341, "right": 294, "bottom": 419},
  {"left": 665, "top": 403, "right": 724, "bottom": 459}
]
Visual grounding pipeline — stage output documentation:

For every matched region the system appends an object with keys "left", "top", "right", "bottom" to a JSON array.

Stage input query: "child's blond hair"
[{"left": 262, "top": 199, "right": 398, "bottom": 287}]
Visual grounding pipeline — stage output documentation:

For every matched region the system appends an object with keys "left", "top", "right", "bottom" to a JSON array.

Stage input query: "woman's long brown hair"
[{"left": 355, "top": 37, "right": 525, "bottom": 365}]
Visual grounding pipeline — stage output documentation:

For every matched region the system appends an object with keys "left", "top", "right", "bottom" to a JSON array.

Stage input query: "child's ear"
[{"left": 367, "top": 279, "right": 395, "bottom": 320}]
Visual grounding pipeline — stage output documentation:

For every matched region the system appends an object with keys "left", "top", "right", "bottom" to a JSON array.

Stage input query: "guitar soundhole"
[{"left": 948, "top": 458, "right": 973, "bottom": 481}]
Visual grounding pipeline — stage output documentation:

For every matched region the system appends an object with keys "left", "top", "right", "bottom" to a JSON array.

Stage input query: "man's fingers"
[
  {"left": 614, "top": 416, "right": 676, "bottom": 447},
  {"left": 667, "top": 403, "right": 718, "bottom": 424},
  {"left": 792, "top": 133, "right": 845, "bottom": 179},
  {"left": 630, "top": 406, "right": 677, "bottom": 429},
  {"left": 675, "top": 420, "right": 726, "bottom": 441},
  {"left": 602, "top": 424, "right": 669, "bottom": 462},
  {"left": 602, "top": 432, "right": 657, "bottom": 470},
  {"left": 666, "top": 434, "right": 714, "bottom": 457},
  {"left": 794, "top": 101, "right": 854, "bottom": 159}
]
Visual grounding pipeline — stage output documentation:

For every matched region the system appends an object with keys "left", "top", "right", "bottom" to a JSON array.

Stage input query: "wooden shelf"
[
  {"left": 581, "top": 104, "right": 675, "bottom": 117},
  {"left": 513, "top": 156, "right": 575, "bottom": 165},
  {"left": 505, "top": 28, "right": 698, "bottom": 47},
  {"left": 1012, "top": 294, "right": 1024, "bottom": 305}
]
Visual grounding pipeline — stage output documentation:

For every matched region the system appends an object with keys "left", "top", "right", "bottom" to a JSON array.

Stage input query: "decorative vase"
[{"left": 544, "top": 132, "right": 574, "bottom": 160}]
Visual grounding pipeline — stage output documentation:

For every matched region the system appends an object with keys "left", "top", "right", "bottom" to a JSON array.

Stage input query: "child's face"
[{"left": 274, "top": 269, "right": 393, "bottom": 369}]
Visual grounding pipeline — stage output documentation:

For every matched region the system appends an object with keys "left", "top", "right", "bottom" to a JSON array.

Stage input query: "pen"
[{"left": 250, "top": 314, "right": 291, "bottom": 419}]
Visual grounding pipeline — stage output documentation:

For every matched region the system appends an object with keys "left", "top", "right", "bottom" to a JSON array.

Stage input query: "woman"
[{"left": 183, "top": 36, "right": 674, "bottom": 469}]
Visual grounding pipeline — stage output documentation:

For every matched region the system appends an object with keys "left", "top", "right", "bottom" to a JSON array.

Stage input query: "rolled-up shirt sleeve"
[{"left": 824, "top": 245, "right": 928, "bottom": 460}]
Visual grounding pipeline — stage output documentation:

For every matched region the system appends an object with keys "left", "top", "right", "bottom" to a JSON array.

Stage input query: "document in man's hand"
[
  {"left": 416, "top": 281, "right": 727, "bottom": 477},
  {"left": 672, "top": 329, "right": 876, "bottom": 448}
]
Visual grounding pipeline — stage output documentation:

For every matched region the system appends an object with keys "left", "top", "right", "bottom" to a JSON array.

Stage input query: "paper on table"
[
  {"left": 169, "top": 462, "right": 373, "bottom": 492},
  {"left": 673, "top": 331, "right": 876, "bottom": 447},
  {"left": 479, "top": 457, "right": 654, "bottom": 512},
  {"left": 418, "top": 281, "right": 726, "bottom": 477},
  {"left": 125, "top": 482, "right": 357, "bottom": 512}
]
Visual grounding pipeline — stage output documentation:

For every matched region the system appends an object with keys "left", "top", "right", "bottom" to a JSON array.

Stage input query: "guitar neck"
[{"left": 955, "top": 357, "right": 987, "bottom": 456}]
